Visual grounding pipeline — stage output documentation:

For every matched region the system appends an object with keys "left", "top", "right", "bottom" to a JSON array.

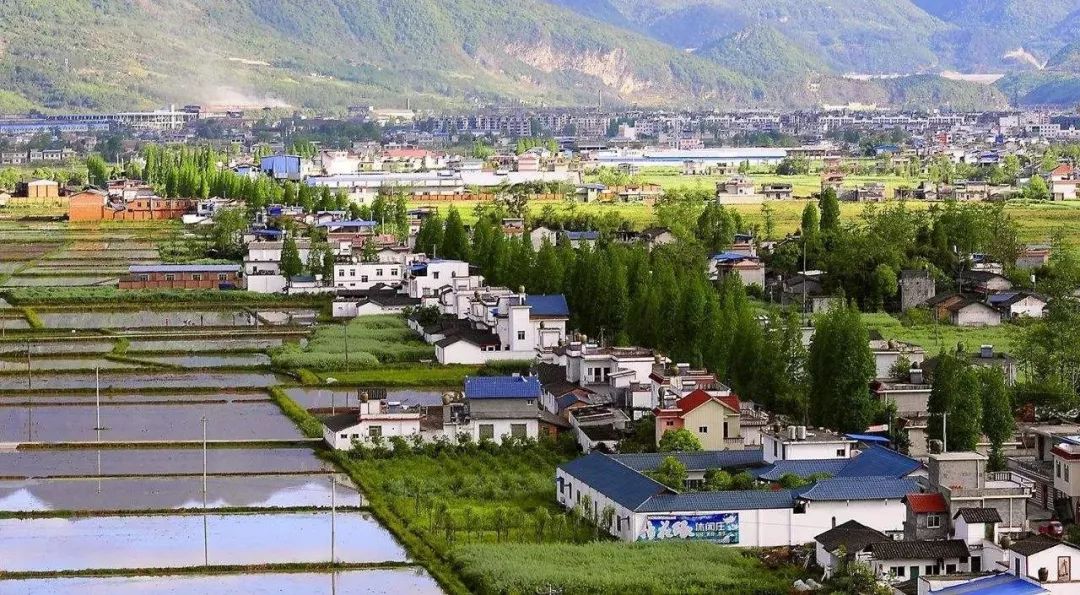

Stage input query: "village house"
[
  {"left": 1007, "top": 534, "right": 1080, "bottom": 588},
  {"left": 867, "top": 539, "right": 971, "bottom": 583},
  {"left": 761, "top": 183, "right": 793, "bottom": 200},
  {"left": 119, "top": 264, "right": 242, "bottom": 290},
  {"left": 457, "top": 375, "right": 542, "bottom": 442},
  {"left": 708, "top": 252, "right": 765, "bottom": 287},
  {"left": 653, "top": 389, "right": 742, "bottom": 451},
  {"left": 927, "top": 451, "right": 1032, "bottom": 536},
  {"left": 900, "top": 269, "right": 936, "bottom": 311},
  {"left": 429, "top": 292, "right": 569, "bottom": 365},
  {"left": 1016, "top": 245, "right": 1052, "bottom": 269},
  {"left": 988, "top": 291, "right": 1047, "bottom": 320},
  {"left": 321, "top": 398, "right": 424, "bottom": 449},
  {"left": 762, "top": 425, "right": 856, "bottom": 464},
  {"left": 814, "top": 520, "right": 887, "bottom": 578},
  {"left": 946, "top": 298, "right": 1002, "bottom": 327},
  {"left": 903, "top": 492, "right": 950, "bottom": 540}
]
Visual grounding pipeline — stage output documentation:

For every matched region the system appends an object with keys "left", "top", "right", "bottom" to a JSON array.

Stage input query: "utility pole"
[
  {"left": 94, "top": 367, "right": 104, "bottom": 431},
  {"left": 202, "top": 415, "right": 209, "bottom": 567},
  {"left": 942, "top": 412, "right": 948, "bottom": 453},
  {"left": 331, "top": 475, "right": 336, "bottom": 565}
]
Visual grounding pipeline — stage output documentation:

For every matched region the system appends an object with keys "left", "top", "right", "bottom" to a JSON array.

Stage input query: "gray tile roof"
[
  {"left": 1009, "top": 534, "right": 1066, "bottom": 557},
  {"left": 794, "top": 477, "right": 918, "bottom": 501},
  {"left": 638, "top": 490, "right": 794, "bottom": 513},
  {"left": 954, "top": 507, "right": 1002, "bottom": 524},
  {"left": 868, "top": 539, "right": 970, "bottom": 561},
  {"left": 815, "top": 520, "right": 888, "bottom": 553}
]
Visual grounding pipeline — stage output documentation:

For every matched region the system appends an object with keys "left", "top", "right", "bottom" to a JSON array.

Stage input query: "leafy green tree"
[
  {"left": 658, "top": 428, "right": 703, "bottom": 452},
  {"left": 807, "top": 303, "right": 876, "bottom": 433},
  {"left": 281, "top": 235, "right": 303, "bottom": 279},
  {"left": 819, "top": 187, "right": 841, "bottom": 234},
  {"left": 414, "top": 214, "right": 444, "bottom": 257},
  {"left": 870, "top": 264, "right": 898, "bottom": 312},
  {"left": 1024, "top": 175, "right": 1051, "bottom": 201},
  {"left": 927, "top": 352, "right": 982, "bottom": 451},
  {"left": 979, "top": 367, "right": 1014, "bottom": 471},
  {"left": 703, "top": 469, "right": 733, "bottom": 491},
  {"left": 86, "top": 154, "right": 109, "bottom": 187},
  {"left": 440, "top": 206, "right": 469, "bottom": 260},
  {"left": 208, "top": 208, "right": 247, "bottom": 259},
  {"left": 649, "top": 456, "right": 688, "bottom": 490}
]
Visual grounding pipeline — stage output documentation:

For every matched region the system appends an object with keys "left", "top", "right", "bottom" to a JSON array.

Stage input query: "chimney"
[
  {"left": 980, "top": 345, "right": 993, "bottom": 359},
  {"left": 797, "top": 426, "right": 807, "bottom": 440},
  {"left": 909, "top": 365, "right": 924, "bottom": 385},
  {"left": 788, "top": 425, "right": 797, "bottom": 440}
]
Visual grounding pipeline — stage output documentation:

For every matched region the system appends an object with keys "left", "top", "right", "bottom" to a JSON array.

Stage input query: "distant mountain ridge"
[{"left": 0, "top": 0, "right": 1068, "bottom": 112}]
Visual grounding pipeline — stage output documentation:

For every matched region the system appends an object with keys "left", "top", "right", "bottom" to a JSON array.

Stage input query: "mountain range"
[{"left": 0, "top": 0, "right": 1076, "bottom": 113}]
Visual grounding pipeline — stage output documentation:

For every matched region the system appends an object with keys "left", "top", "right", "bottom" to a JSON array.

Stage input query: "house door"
[
  {"left": 972, "top": 557, "right": 982, "bottom": 573},
  {"left": 1059, "top": 556, "right": 1071, "bottom": 582},
  {"left": 910, "top": 566, "right": 920, "bottom": 581}
]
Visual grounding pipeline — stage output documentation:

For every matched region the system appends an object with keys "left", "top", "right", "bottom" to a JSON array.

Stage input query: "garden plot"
[
  {"left": 0, "top": 340, "right": 117, "bottom": 356},
  {"left": 0, "top": 511, "right": 408, "bottom": 571},
  {"left": 1, "top": 568, "right": 444, "bottom": 595},
  {"left": 0, "top": 474, "right": 363, "bottom": 512},
  {"left": 0, "top": 400, "right": 306, "bottom": 442},
  {"left": 0, "top": 446, "right": 331, "bottom": 478},
  {"left": 0, "top": 370, "right": 282, "bottom": 390},
  {"left": 0, "top": 317, "right": 32, "bottom": 331}
]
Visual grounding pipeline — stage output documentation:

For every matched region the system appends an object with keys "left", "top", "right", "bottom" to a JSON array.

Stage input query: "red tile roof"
[{"left": 904, "top": 492, "right": 947, "bottom": 514}]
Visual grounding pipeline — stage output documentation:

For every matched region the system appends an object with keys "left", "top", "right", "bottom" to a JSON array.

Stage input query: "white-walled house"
[
  {"left": 333, "top": 261, "right": 405, "bottom": 290},
  {"left": 460, "top": 376, "right": 543, "bottom": 442},
  {"left": 406, "top": 259, "right": 471, "bottom": 299},
  {"left": 762, "top": 426, "right": 856, "bottom": 464},
  {"left": 432, "top": 293, "right": 569, "bottom": 365},
  {"left": 1008, "top": 534, "right": 1080, "bottom": 590},
  {"left": 867, "top": 539, "right": 971, "bottom": 583},
  {"left": 244, "top": 238, "right": 311, "bottom": 294},
  {"left": 556, "top": 452, "right": 918, "bottom": 547},
  {"left": 321, "top": 399, "right": 423, "bottom": 449}
]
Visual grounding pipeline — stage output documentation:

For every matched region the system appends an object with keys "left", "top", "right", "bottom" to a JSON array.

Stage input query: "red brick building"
[
  {"left": 68, "top": 191, "right": 196, "bottom": 222},
  {"left": 119, "top": 265, "right": 242, "bottom": 290}
]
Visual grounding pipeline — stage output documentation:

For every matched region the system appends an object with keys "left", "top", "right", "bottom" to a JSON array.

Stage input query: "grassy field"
[
  {"left": 271, "top": 315, "right": 434, "bottom": 371},
  {"left": 862, "top": 312, "right": 1021, "bottom": 355},
  {"left": 618, "top": 168, "right": 922, "bottom": 199},
  {"left": 454, "top": 541, "right": 802, "bottom": 595}
]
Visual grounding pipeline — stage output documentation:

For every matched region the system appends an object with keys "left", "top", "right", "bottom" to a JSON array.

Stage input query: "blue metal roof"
[
  {"left": 564, "top": 231, "right": 600, "bottom": 241},
  {"left": 794, "top": 477, "right": 918, "bottom": 501},
  {"left": 753, "top": 459, "right": 849, "bottom": 481},
  {"left": 639, "top": 490, "right": 794, "bottom": 513},
  {"left": 710, "top": 251, "right": 756, "bottom": 262},
  {"left": 464, "top": 375, "right": 542, "bottom": 400},
  {"left": 527, "top": 294, "right": 569, "bottom": 317},
  {"left": 559, "top": 453, "right": 672, "bottom": 511},
  {"left": 835, "top": 445, "right": 921, "bottom": 479},
  {"left": 932, "top": 573, "right": 1047, "bottom": 595},
  {"left": 555, "top": 394, "right": 583, "bottom": 410},
  {"left": 129, "top": 264, "right": 241, "bottom": 273},
  {"left": 610, "top": 450, "right": 764, "bottom": 472}
]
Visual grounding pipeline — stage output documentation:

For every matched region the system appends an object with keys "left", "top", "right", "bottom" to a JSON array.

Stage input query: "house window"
[
  {"left": 510, "top": 424, "right": 527, "bottom": 438},
  {"left": 391, "top": 269, "right": 398, "bottom": 276},
  {"left": 376, "top": 269, "right": 383, "bottom": 276},
  {"left": 349, "top": 269, "right": 356, "bottom": 276},
  {"left": 361, "top": 276, "right": 369, "bottom": 283},
  {"left": 945, "top": 564, "right": 956, "bottom": 574},
  {"left": 773, "top": 441, "right": 778, "bottom": 458},
  {"left": 433, "top": 272, "right": 440, "bottom": 280},
  {"left": 836, "top": 448, "right": 846, "bottom": 457},
  {"left": 138, "top": 274, "right": 149, "bottom": 281},
  {"left": 925, "top": 565, "right": 934, "bottom": 575},
  {"left": 517, "top": 331, "right": 526, "bottom": 340},
  {"left": 1014, "top": 558, "right": 1021, "bottom": 575},
  {"left": 723, "top": 422, "right": 729, "bottom": 439},
  {"left": 479, "top": 424, "right": 494, "bottom": 441},
  {"left": 340, "top": 433, "right": 348, "bottom": 439},
  {"left": 927, "top": 514, "right": 941, "bottom": 529},
  {"left": 666, "top": 421, "right": 674, "bottom": 427},
  {"left": 892, "top": 566, "right": 905, "bottom": 578},
  {"left": 526, "top": 400, "right": 534, "bottom": 406},
  {"left": 164, "top": 274, "right": 175, "bottom": 281},
  {"left": 219, "top": 273, "right": 228, "bottom": 281},
  {"left": 191, "top": 274, "right": 202, "bottom": 281},
  {"left": 698, "top": 426, "right": 708, "bottom": 434},
  {"left": 1058, "top": 461, "right": 1062, "bottom": 478},
  {"left": 338, "top": 269, "right": 345, "bottom": 277},
  {"left": 368, "top": 426, "right": 382, "bottom": 439}
]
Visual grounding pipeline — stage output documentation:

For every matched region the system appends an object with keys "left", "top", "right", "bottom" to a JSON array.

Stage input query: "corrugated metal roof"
[
  {"left": 526, "top": 294, "right": 569, "bottom": 317},
  {"left": 463, "top": 375, "right": 542, "bottom": 399},
  {"left": 611, "top": 450, "right": 764, "bottom": 472},
  {"left": 753, "top": 459, "right": 850, "bottom": 481},
  {"left": 835, "top": 445, "right": 922, "bottom": 478},
  {"left": 638, "top": 490, "right": 794, "bottom": 513},
  {"left": 932, "top": 573, "right": 1047, "bottom": 594},
  {"left": 558, "top": 452, "right": 671, "bottom": 511},
  {"left": 794, "top": 477, "right": 918, "bottom": 501}
]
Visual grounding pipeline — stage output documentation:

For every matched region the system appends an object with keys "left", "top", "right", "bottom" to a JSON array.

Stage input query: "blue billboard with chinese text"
[{"left": 636, "top": 513, "right": 739, "bottom": 544}]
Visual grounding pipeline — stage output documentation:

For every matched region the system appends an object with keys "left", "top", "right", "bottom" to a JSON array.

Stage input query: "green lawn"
[
  {"left": 862, "top": 312, "right": 1021, "bottom": 355},
  {"left": 454, "top": 541, "right": 802, "bottom": 595}
]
